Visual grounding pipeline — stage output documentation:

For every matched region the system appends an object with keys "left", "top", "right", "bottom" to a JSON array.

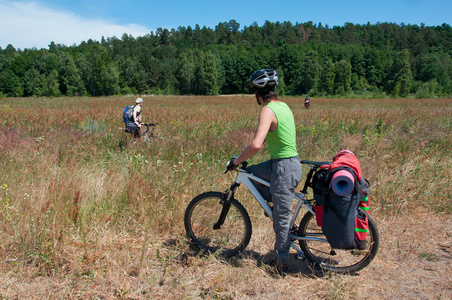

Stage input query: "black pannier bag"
[
  {"left": 311, "top": 166, "right": 329, "bottom": 206},
  {"left": 311, "top": 150, "right": 370, "bottom": 250}
]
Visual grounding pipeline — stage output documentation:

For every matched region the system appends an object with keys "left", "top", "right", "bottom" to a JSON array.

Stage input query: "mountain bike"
[
  {"left": 183, "top": 159, "right": 379, "bottom": 274},
  {"left": 126, "top": 123, "right": 159, "bottom": 144},
  {"left": 141, "top": 123, "right": 160, "bottom": 141}
]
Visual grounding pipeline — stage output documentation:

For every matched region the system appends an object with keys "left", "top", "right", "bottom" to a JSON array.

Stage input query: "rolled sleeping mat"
[{"left": 330, "top": 169, "right": 355, "bottom": 196}]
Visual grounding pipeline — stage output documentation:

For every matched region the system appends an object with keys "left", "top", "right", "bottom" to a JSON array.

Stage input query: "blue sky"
[{"left": 1, "top": 0, "right": 451, "bottom": 50}]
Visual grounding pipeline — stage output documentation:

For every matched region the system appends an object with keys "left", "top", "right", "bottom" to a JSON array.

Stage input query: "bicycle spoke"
[
  {"left": 298, "top": 211, "right": 379, "bottom": 273},
  {"left": 184, "top": 192, "right": 252, "bottom": 257}
]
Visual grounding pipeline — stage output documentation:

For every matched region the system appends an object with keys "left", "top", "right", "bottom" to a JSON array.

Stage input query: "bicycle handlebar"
[
  {"left": 239, "top": 160, "right": 248, "bottom": 169},
  {"left": 225, "top": 157, "right": 248, "bottom": 173}
]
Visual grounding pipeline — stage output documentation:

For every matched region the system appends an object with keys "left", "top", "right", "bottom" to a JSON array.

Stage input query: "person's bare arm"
[{"left": 233, "top": 107, "right": 276, "bottom": 165}]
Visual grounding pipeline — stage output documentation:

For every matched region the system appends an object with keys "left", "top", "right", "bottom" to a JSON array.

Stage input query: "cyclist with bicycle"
[
  {"left": 125, "top": 98, "right": 144, "bottom": 139},
  {"left": 226, "top": 69, "right": 302, "bottom": 273}
]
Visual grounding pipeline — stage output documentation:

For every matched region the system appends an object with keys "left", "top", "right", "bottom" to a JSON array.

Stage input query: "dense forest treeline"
[{"left": 1, "top": 20, "right": 451, "bottom": 98}]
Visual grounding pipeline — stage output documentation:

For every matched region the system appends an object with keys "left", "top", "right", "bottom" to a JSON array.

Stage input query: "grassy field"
[{"left": 1, "top": 95, "right": 451, "bottom": 299}]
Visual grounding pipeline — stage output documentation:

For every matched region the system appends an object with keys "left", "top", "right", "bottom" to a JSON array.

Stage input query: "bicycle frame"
[
  {"left": 141, "top": 123, "right": 157, "bottom": 137},
  {"left": 227, "top": 168, "right": 328, "bottom": 258},
  {"left": 186, "top": 159, "right": 378, "bottom": 273}
]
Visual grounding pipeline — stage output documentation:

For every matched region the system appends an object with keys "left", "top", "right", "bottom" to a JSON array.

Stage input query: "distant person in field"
[
  {"left": 125, "top": 98, "right": 144, "bottom": 139},
  {"left": 226, "top": 69, "right": 302, "bottom": 275},
  {"left": 304, "top": 96, "right": 310, "bottom": 109}
]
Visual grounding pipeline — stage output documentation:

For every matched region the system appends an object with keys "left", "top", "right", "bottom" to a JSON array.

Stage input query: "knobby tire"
[
  {"left": 184, "top": 191, "right": 252, "bottom": 257},
  {"left": 298, "top": 209, "right": 379, "bottom": 273}
]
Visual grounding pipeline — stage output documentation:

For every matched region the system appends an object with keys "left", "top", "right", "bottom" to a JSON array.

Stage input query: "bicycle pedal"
[{"left": 295, "top": 252, "right": 306, "bottom": 260}]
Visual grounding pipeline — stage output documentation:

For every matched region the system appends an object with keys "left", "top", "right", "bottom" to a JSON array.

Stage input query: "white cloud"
[{"left": 0, "top": 1, "right": 152, "bottom": 49}]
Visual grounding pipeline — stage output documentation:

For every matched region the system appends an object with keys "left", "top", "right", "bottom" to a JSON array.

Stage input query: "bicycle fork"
[{"left": 213, "top": 182, "right": 240, "bottom": 230}]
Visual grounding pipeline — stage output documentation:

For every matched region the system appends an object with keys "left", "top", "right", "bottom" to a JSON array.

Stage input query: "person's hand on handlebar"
[{"left": 225, "top": 157, "right": 238, "bottom": 172}]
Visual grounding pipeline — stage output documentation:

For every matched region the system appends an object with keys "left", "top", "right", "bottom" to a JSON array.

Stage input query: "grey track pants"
[{"left": 247, "top": 157, "right": 302, "bottom": 266}]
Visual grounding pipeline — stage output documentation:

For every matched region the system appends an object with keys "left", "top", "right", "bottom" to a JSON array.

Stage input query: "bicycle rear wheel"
[
  {"left": 298, "top": 210, "right": 379, "bottom": 273},
  {"left": 184, "top": 192, "right": 252, "bottom": 257}
]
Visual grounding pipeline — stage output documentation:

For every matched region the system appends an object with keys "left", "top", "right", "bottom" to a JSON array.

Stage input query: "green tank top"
[{"left": 265, "top": 101, "right": 298, "bottom": 159}]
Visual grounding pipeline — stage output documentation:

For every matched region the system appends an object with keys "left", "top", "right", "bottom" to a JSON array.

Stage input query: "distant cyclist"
[
  {"left": 125, "top": 98, "right": 144, "bottom": 139},
  {"left": 304, "top": 96, "right": 310, "bottom": 109},
  {"left": 226, "top": 69, "right": 302, "bottom": 274}
]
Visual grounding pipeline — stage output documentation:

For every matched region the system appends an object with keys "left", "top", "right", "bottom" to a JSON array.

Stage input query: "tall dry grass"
[{"left": 0, "top": 96, "right": 451, "bottom": 298}]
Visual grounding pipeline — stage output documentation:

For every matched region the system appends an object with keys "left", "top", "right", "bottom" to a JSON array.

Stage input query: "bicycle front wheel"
[
  {"left": 184, "top": 192, "right": 252, "bottom": 257},
  {"left": 298, "top": 210, "right": 379, "bottom": 273}
]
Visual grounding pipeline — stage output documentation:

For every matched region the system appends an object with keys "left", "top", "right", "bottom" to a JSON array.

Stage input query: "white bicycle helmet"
[{"left": 249, "top": 69, "right": 278, "bottom": 89}]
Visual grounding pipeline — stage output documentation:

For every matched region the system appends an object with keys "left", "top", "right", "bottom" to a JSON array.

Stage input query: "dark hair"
[{"left": 255, "top": 88, "right": 278, "bottom": 102}]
